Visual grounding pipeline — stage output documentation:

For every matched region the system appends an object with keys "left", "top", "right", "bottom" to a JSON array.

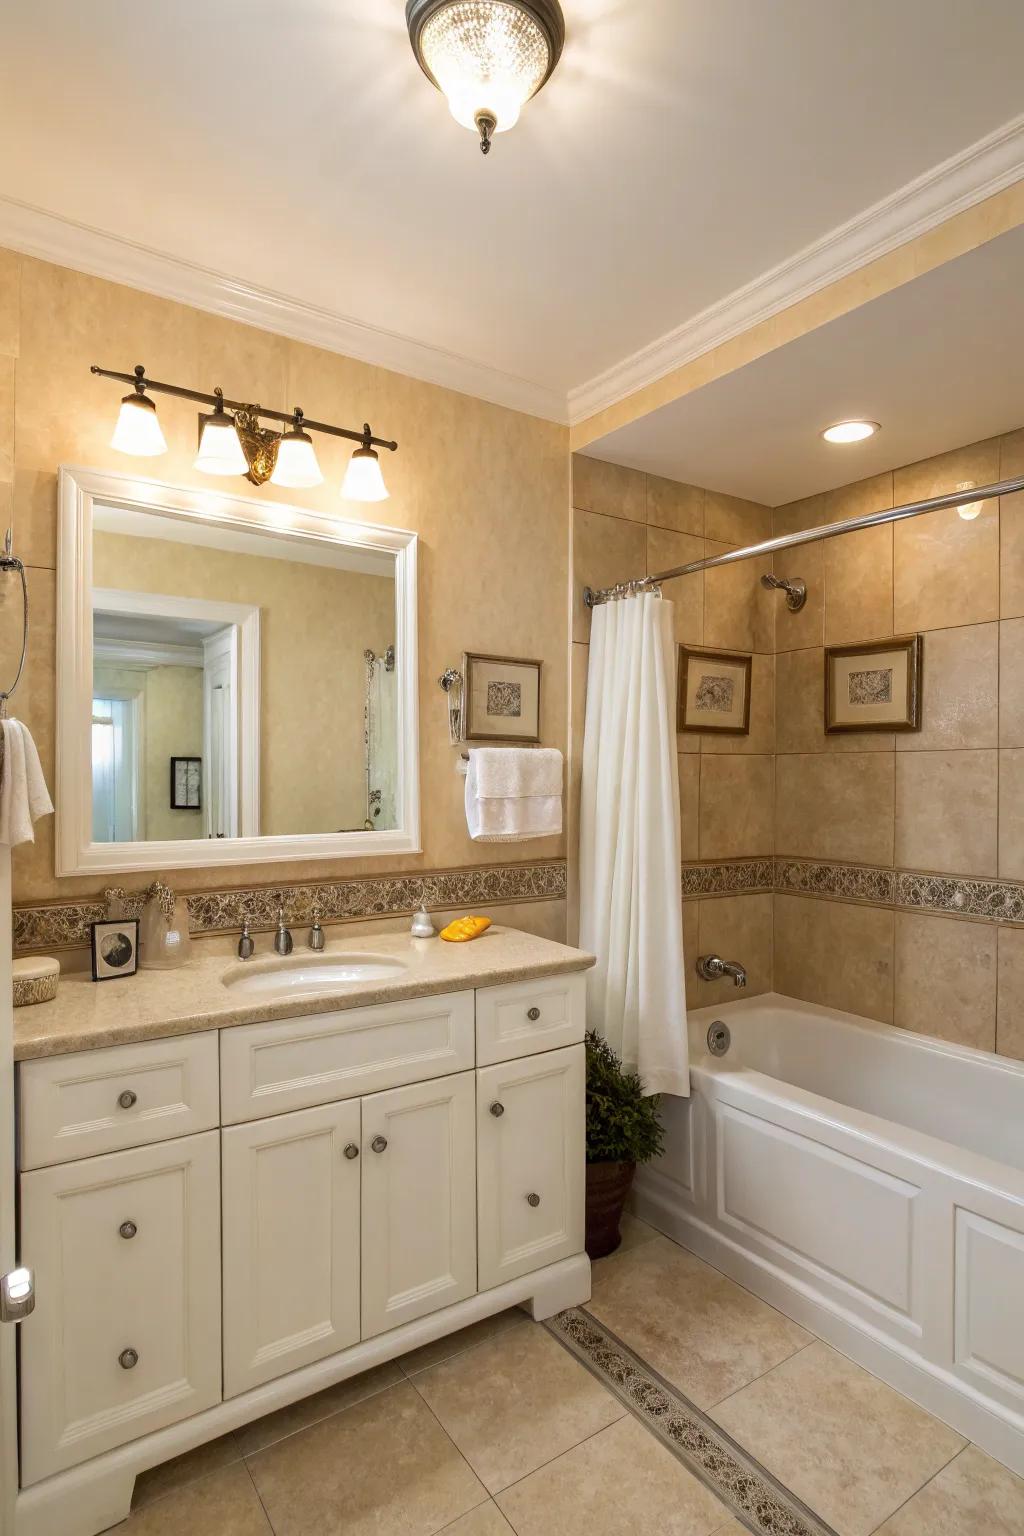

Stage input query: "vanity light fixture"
[
  {"left": 406, "top": 0, "right": 565, "bottom": 156},
  {"left": 93, "top": 364, "right": 397, "bottom": 501},
  {"left": 956, "top": 480, "right": 983, "bottom": 521},
  {"left": 821, "top": 420, "right": 880, "bottom": 444}
]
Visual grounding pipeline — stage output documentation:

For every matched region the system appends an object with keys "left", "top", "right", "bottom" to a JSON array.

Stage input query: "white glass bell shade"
[
  {"left": 341, "top": 446, "right": 389, "bottom": 502},
  {"left": 419, "top": 1, "right": 551, "bottom": 133},
  {"left": 269, "top": 427, "right": 324, "bottom": 489},
  {"left": 194, "top": 410, "right": 248, "bottom": 476},
  {"left": 110, "top": 393, "right": 167, "bottom": 456}
]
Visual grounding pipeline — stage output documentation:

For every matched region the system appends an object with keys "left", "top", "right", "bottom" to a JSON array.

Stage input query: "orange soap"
[{"left": 439, "top": 915, "right": 492, "bottom": 943}]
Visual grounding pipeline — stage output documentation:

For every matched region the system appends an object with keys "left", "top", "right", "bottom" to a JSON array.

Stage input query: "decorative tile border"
[
  {"left": 682, "top": 859, "right": 774, "bottom": 900},
  {"left": 776, "top": 857, "right": 1024, "bottom": 924},
  {"left": 774, "top": 858, "right": 896, "bottom": 906},
  {"left": 12, "top": 861, "right": 568, "bottom": 953},
  {"left": 547, "top": 1307, "right": 838, "bottom": 1536}
]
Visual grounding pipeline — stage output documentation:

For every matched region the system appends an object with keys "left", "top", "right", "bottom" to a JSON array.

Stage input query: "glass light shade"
[
  {"left": 420, "top": 1, "right": 551, "bottom": 134},
  {"left": 194, "top": 410, "right": 248, "bottom": 476},
  {"left": 269, "top": 427, "right": 324, "bottom": 489},
  {"left": 821, "top": 420, "right": 880, "bottom": 444},
  {"left": 956, "top": 480, "right": 983, "bottom": 521},
  {"left": 110, "top": 393, "right": 167, "bottom": 456},
  {"left": 341, "top": 446, "right": 389, "bottom": 502}
]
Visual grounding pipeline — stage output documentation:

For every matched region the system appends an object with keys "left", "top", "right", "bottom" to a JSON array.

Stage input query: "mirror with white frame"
[{"left": 57, "top": 465, "right": 419, "bottom": 876}]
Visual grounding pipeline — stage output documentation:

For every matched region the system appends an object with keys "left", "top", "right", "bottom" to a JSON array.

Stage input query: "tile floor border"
[{"left": 546, "top": 1307, "right": 840, "bottom": 1536}]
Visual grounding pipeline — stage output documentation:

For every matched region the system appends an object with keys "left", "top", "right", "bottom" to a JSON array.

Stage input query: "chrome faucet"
[
  {"left": 696, "top": 954, "right": 747, "bottom": 988},
  {"left": 308, "top": 910, "right": 325, "bottom": 952},
  {"left": 237, "top": 918, "right": 255, "bottom": 961},
  {"left": 274, "top": 900, "right": 293, "bottom": 957}
]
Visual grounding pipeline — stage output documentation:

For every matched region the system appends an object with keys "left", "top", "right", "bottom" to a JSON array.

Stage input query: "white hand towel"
[
  {"left": 465, "top": 747, "right": 563, "bottom": 842},
  {"left": 0, "top": 719, "right": 54, "bottom": 847}
]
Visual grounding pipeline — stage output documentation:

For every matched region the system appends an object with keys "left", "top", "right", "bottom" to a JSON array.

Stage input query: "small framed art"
[
  {"left": 677, "top": 647, "right": 751, "bottom": 734},
  {"left": 463, "top": 653, "right": 542, "bottom": 743},
  {"left": 825, "top": 635, "right": 922, "bottom": 733},
  {"left": 170, "top": 756, "right": 202, "bottom": 810},
  {"left": 90, "top": 919, "right": 140, "bottom": 982}
]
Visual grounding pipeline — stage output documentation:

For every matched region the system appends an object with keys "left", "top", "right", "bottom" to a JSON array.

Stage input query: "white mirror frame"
[{"left": 57, "top": 464, "right": 420, "bottom": 876}]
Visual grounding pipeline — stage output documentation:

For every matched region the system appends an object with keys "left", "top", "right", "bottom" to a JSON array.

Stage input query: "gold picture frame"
[
  {"left": 463, "top": 652, "right": 542, "bottom": 743},
  {"left": 824, "top": 634, "right": 923, "bottom": 732},
  {"left": 677, "top": 647, "right": 752, "bottom": 735}
]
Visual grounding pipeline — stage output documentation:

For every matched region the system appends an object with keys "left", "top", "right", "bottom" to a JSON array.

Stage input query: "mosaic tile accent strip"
[
  {"left": 547, "top": 1307, "right": 838, "bottom": 1536},
  {"left": 895, "top": 869, "right": 1024, "bottom": 923},
  {"left": 681, "top": 859, "right": 775, "bottom": 899},
  {"left": 12, "top": 861, "right": 568, "bottom": 952},
  {"left": 775, "top": 859, "right": 896, "bottom": 905}
]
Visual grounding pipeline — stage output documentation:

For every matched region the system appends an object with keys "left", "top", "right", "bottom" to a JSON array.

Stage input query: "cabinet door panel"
[
  {"left": 477, "top": 1045, "right": 585, "bottom": 1290},
  {"left": 222, "top": 1099, "right": 361, "bottom": 1396},
  {"left": 361, "top": 1072, "right": 476, "bottom": 1338},
  {"left": 19, "top": 1132, "right": 222, "bottom": 1484}
]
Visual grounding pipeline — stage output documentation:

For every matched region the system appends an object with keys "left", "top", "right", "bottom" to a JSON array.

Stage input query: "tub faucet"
[{"left": 696, "top": 954, "right": 747, "bottom": 988}]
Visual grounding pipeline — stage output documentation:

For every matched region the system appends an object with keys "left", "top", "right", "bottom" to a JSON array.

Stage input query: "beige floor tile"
[
  {"left": 113, "top": 1463, "right": 271, "bottom": 1535},
  {"left": 132, "top": 1432, "right": 242, "bottom": 1510},
  {"left": 586, "top": 1235, "right": 811, "bottom": 1408},
  {"left": 247, "top": 1379, "right": 485, "bottom": 1536},
  {"left": 874, "top": 1443, "right": 1024, "bottom": 1535},
  {"left": 400, "top": 1309, "right": 524, "bottom": 1376},
  {"left": 496, "top": 1413, "right": 729, "bottom": 1536},
  {"left": 440, "top": 1503, "right": 516, "bottom": 1536},
  {"left": 234, "top": 1360, "right": 403, "bottom": 1456},
  {"left": 412, "top": 1321, "right": 623, "bottom": 1493},
  {"left": 711, "top": 1341, "right": 965, "bottom": 1536}
]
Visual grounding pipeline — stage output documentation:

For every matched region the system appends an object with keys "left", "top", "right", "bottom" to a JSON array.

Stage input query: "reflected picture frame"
[
  {"left": 824, "top": 634, "right": 923, "bottom": 732},
  {"left": 677, "top": 646, "right": 752, "bottom": 735}
]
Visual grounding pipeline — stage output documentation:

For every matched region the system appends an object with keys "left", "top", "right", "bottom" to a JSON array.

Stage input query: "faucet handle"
[
  {"left": 309, "top": 908, "right": 325, "bottom": 952},
  {"left": 238, "top": 916, "right": 255, "bottom": 961}
]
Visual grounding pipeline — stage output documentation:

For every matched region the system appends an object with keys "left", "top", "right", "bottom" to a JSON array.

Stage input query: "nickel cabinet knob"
[
  {"left": 489, "top": 1102, "right": 505, "bottom": 1118},
  {"left": 343, "top": 1143, "right": 360, "bottom": 1160},
  {"left": 119, "top": 1348, "right": 139, "bottom": 1370},
  {"left": 526, "top": 1192, "right": 541, "bottom": 1207},
  {"left": 526, "top": 1007, "right": 541, "bottom": 1021},
  {"left": 117, "top": 1089, "right": 138, "bottom": 1110},
  {"left": 371, "top": 1135, "right": 388, "bottom": 1154},
  {"left": 119, "top": 1221, "right": 138, "bottom": 1240}
]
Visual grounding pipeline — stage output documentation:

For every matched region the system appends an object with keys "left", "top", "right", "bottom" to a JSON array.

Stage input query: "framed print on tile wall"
[
  {"left": 825, "top": 635, "right": 923, "bottom": 732},
  {"left": 463, "top": 653, "right": 542, "bottom": 743},
  {"left": 678, "top": 647, "right": 751, "bottom": 735}
]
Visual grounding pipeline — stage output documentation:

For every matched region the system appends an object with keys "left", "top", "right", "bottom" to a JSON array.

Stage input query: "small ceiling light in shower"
[
  {"left": 956, "top": 480, "right": 983, "bottom": 521},
  {"left": 341, "top": 432, "right": 390, "bottom": 502},
  {"left": 821, "top": 420, "right": 880, "bottom": 444},
  {"left": 194, "top": 397, "right": 248, "bottom": 477},
  {"left": 407, "top": 0, "right": 565, "bottom": 155},
  {"left": 269, "top": 417, "right": 324, "bottom": 489}
]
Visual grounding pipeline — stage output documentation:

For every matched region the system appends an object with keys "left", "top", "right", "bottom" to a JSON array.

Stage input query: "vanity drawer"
[
  {"left": 220, "top": 990, "right": 476, "bottom": 1123},
  {"left": 476, "top": 973, "right": 586, "bottom": 1065},
  {"left": 19, "top": 1032, "right": 220, "bottom": 1170}
]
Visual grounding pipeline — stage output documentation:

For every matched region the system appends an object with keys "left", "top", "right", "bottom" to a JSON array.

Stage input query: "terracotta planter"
[{"left": 585, "top": 1160, "right": 636, "bottom": 1259}]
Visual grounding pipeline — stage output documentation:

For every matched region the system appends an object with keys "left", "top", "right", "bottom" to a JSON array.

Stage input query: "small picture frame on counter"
[
  {"left": 90, "top": 919, "right": 140, "bottom": 982},
  {"left": 463, "top": 652, "right": 542, "bottom": 743}
]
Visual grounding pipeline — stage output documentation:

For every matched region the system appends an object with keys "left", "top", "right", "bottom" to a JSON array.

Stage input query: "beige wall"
[
  {"left": 1, "top": 248, "right": 569, "bottom": 924},
  {"left": 93, "top": 529, "right": 393, "bottom": 836},
  {"left": 94, "top": 661, "right": 205, "bottom": 842}
]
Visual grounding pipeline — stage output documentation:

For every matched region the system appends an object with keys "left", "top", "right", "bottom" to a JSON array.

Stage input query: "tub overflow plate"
[{"left": 706, "top": 1021, "right": 731, "bottom": 1057}]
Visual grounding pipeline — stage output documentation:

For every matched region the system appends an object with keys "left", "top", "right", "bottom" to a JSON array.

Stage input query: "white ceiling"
[
  {"left": 3, "top": 0, "right": 1024, "bottom": 415},
  {"left": 583, "top": 223, "right": 1024, "bottom": 506}
]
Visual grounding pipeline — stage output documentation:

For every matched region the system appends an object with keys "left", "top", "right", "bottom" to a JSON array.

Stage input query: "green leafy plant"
[{"left": 585, "top": 1030, "right": 665, "bottom": 1166}]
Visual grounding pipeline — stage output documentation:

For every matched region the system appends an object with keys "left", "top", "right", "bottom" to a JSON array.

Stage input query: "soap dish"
[{"left": 13, "top": 956, "right": 60, "bottom": 1008}]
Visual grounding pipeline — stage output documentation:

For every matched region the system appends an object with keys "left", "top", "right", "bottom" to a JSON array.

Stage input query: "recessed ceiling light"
[{"left": 821, "top": 420, "right": 880, "bottom": 444}]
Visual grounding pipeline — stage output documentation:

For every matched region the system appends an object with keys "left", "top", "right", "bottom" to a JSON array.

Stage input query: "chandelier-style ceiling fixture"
[
  {"left": 406, "top": 0, "right": 565, "bottom": 155},
  {"left": 93, "top": 364, "right": 397, "bottom": 502}
]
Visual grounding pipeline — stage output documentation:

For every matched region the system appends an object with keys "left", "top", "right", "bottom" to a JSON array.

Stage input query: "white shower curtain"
[{"left": 578, "top": 592, "right": 689, "bottom": 1097}]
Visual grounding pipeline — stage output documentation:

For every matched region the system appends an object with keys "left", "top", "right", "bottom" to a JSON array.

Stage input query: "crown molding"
[
  {"left": 0, "top": 196, "right": 567, "bottom": 425},
  {"left": 568, "top": 112, "right": 1024, "bottom": 428}
]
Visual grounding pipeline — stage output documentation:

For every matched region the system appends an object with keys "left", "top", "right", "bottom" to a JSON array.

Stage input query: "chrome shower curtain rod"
[{"left": 582, "top": 474, "right": 1024, "bottom": 607}]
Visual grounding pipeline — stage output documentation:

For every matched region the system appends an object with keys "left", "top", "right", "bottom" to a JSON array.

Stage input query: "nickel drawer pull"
[
  {"left": 526, "top": 1007, "right": 541, "bottom": 1021},
  {"left": 526, "top": 1192, "right": 541, "bottom": 1207},
  {"left": 117, "top": 1089, "right": 138, "bottom": 1110},
  {"left": 489, "top": 1102, "right": 505, "bottom": 1118},
  {"left": 119, "top": 1221, "right": 138, "bottom": 1240},
  {"left": 119, "top": 1348, "right": 139, "bottom": 1370},
  {"left": 343, "top": 1143, "right": 360, "bottom": 1160},
  {"left": 371, "top": 1135, "right": 388, "bottom": 1154}
]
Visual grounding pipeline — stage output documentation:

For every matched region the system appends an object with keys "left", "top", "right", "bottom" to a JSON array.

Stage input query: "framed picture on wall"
[
  {"left": 677, "top": 647, "right": 751, "bottom": 734},
  {"left": 463, "top": 653, "right": 542, "bottom": 743},
  {"left": 170, "top": 756, "right": 202, "bottom": 810},
  {"left": 825, "top": 635, "right": 923, "bottom": 732}
]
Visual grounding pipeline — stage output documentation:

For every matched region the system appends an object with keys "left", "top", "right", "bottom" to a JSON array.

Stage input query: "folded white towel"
[
  {"left": 465, "top": 748, "right": 563, "bottom": 843},
  {"left": 0, "top": 719, "right": 54, "bottom": 847}
]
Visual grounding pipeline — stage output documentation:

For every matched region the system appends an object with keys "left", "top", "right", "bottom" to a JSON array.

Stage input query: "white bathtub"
[{"left": 632, "top": 992, "right": 1024, "bottom": 1474}]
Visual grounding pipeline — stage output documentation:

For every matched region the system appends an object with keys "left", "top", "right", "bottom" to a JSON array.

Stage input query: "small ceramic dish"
[{"left": 13, "top": 956, "right": 59, "bottom": 1007}]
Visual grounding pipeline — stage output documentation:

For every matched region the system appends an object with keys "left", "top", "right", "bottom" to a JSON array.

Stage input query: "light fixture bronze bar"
[
  {"left": 90, "top": 364, "right": 399, "bottom": 452},
  {"left": 583, "top": 475, "right": 1024, "bottom": 607}
]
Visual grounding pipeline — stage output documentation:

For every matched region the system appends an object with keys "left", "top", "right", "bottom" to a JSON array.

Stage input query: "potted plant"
[{"left": 585, "top": 1030, "right": 665, "bottom": 1259}]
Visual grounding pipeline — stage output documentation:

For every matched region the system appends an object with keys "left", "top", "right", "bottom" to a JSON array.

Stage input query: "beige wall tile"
[
  {"left": 996, "top": 926, "right": 1024, "bottom": 1062},
  {"left": 775, "top": 754, "right": 894, "bottom": 864},
  {"left": 678, "top": 754, "right": 700, "bottom": 862},
  {"left": 701, "top": 652, "right": 774, "bottom": 755},
  {"left": 699, "top": 756, "right": 774, "bottom": 859},
  {"left": 12, "top": 468, "right": 57, "bottom": 571},
  {"left": 894, "top": 911, "right": 996, "bottom": 1050},
  {"left": 893, "top": 502, "right": 999, "bottom": 632},
  {"left": 824, "top": 523, "right": 894, "bottom": 644},
  {"left": 572, "top": 507, "right": 646, "bottom": 642},
  {"left": 695, "top": 894, "right": 773, "bottom": 1004},
  {"left": 775, "top": 648, "right": 893, "bottom": 754},
  {"left": 895, "top": 750, "right": 997, "bottom": 877},
  {"left": 998, "top": 749, "right": 1024, "bottom": 881},
  {"left": 0, "top": 355, "right": 13, "bottom": 484},
  {"left": 572, "top": 454, "right": 644, "bottom": 522},
  {"left": 999, "top": 430, "right": 1024, "bottom": 617},
  {"left": 705, "top": 490, "right": 770, "bottom": 545},
  {"left": 648, "top": 526, "right": 703, "bottom": 646},
  {"left": 893, "top": 438, "right": 1001, "bottom": 506},
  {"left": 896, "top": 622, "right": 998, "bottom": 752},
  {"left": 824, "top": 470, "right": 894, "bottom": 522},
  {"left": 999, "top": 619, "right": 1024, "bottom": 746},
  {"left": 0, "top": 247, "right": 20, "bottom": 358},
  {"left": 682, "top": 899, "right": 699, "bottom": 983},
  {"left": 772, "top": 540, "right": 823, "bottom": 652},
  {"left": 703, "top": 542, "right": 774, "bottom": 653},
  {"left": 774, "top": 894, "right": 894, "bottom": 1022},
  {"left": 646, "top": 474, "right": 703, "bottom": 535},
  {"left": 772, "top": 494, "right": 825, "bottom": 537}
]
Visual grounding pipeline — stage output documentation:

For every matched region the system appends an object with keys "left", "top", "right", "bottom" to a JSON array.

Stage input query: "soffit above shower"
[{"left": 1, "top": 1, "right": 1024, "bottom": 420}]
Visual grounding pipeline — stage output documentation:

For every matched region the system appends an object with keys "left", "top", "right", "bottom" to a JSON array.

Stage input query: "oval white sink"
[{"left": 223, "top": 954, "right": 407, "bottom": 997}]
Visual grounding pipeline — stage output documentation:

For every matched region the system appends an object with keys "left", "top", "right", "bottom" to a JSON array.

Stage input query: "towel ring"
[{"left": 0, "top": 530, "right": 28, "bottom": 720}]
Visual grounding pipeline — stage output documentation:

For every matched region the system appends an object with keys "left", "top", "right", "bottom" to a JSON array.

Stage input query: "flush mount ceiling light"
[
  {"left": 92, "top": 364, "right": 397, "bottom": 502},
  {"left": 821, "top": 420, "right": 881, "bottom": 444},
  {"left": 407, "top": 0, "right": 565, "bottom": 155}
]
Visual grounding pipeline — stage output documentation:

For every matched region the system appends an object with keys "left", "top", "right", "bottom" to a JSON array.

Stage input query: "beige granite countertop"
[{"left": 14, "top": 926, "right": 596, "bottom": 1061}]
